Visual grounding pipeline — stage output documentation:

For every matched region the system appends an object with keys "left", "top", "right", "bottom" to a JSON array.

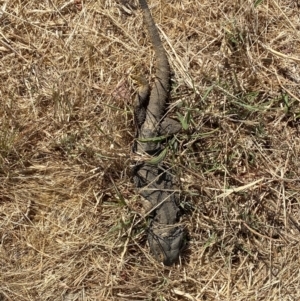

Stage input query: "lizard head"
[{"left": 148, "top": 226, "right": 185, "bottom": 266}]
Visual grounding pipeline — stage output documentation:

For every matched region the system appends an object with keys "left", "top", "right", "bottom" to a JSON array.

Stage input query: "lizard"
[
  {"left": 131, "top": 73, "right": 181, "bottom": 152},
  {"left": 131, "top": 0, "right": 185, "bottom": 265},
  {"left": 134, "top": 0, "right": 174, "bottom": 154}
]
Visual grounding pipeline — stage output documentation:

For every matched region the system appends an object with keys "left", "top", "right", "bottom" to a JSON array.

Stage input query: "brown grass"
[{"left": 1, "top": 0, "right": 300, "bottom": 300}]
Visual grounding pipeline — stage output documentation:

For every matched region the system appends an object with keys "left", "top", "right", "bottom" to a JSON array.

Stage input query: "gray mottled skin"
[
  {"left": 133, "top": 163, "right": 185, "bottom": 265},
  {"left": 136, "top": 0, "right": 170, "bottom": 154},
  {"left": 132, "top": 0, "right": 185, "bottom": 266}
]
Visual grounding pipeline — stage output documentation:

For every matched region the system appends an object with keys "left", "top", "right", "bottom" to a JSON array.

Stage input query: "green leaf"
[
  {"left": 108, "top": 219, "right": 132, "bottom": 234},
  {"left": 177, "top": 112, "right": 190, "bottom": 130},
  {"left": 254, "top": 0, "right": 263, "bottom": 7},
  {"left": 202, "top": 85, "right": 214, "bottom": 101},
  {"left": 138, "top": 135, "right": 167, "bottom": 143},
  {"left": 147, "top": 147, "right": 168, "bottom": 165},
  {"left": 110, "top": 176, "right": 126, "bottom": 206}
]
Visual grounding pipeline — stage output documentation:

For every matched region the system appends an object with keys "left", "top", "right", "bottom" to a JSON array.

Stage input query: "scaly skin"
[
  {"left": 137, "top": 0, "right": 170, "bottom": 154},
  {"left": 131, "top": 0, "right": 185, "bottom": 266},
  {"left": 131, "top": 73, "right": 181, "bottom": 152},
  {"left": 132, "top": 162, "right": 185, "bottom": 265}
]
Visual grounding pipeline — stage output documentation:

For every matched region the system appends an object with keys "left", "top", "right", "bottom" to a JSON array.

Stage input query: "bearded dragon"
[{"left": 131, "top": 0, "right": 185, "bottom": 266}]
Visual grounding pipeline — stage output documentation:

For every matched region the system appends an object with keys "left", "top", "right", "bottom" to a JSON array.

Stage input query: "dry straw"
[{"left": 0, "top": 0, "right": 300, "bottom": 300}]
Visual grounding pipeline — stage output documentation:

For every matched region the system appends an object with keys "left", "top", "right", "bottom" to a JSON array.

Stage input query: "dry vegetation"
[{"left": 1, "top": 0, "right": 300, "bottom": 300}]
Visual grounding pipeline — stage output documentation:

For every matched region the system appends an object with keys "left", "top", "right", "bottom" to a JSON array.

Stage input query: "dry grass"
[{"left": 0, "top": 0, "right": 300, "bottom": 300}]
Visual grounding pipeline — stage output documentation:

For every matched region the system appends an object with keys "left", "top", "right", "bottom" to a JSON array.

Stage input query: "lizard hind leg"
[
  {"left": 131, "top": 73, "right": 150, "bottom": 127},
  {"left": 160, "top": 117, "right": 182, "bottom": 136}
]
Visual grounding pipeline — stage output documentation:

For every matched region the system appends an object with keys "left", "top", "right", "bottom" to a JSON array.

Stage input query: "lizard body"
[
  {"left": 132, "top": 162, "right": 184, "bottom": 265},
  {"left": 131, "top": 0, "right": 185, "bottom": 265},
  {"left": 136, "top": 0, "right": 170, "bottom": 154}
]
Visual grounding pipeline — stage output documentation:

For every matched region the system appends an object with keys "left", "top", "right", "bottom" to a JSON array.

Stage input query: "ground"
[{"left": 1, "top": 0, "right": 300, "bottom": 300}]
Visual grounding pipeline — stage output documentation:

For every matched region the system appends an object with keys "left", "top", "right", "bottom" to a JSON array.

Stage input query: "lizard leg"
[
  {"left": 160, "top": 117, "right": 182, "bottom": 136},
  {"left": 131, "top": 74, "right": 150, "bottom": 127}
]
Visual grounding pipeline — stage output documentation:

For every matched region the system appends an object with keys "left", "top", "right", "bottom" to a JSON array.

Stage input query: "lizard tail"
[{"left": 138, "top": 0, "right": 170, "bottom": 85}]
